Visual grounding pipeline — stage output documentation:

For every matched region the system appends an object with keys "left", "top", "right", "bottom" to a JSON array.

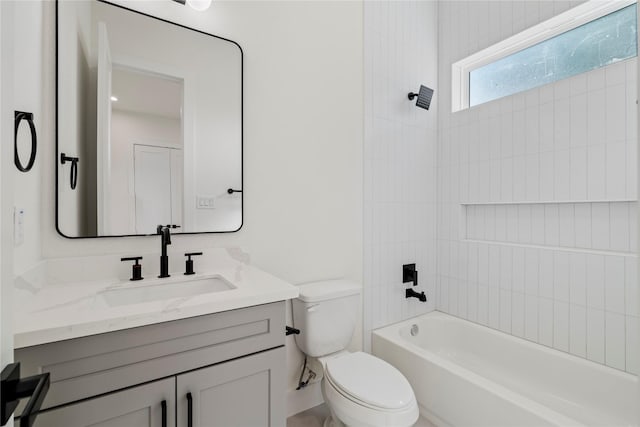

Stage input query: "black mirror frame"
[{"left": 55, "top": 0, "right": 243, "bottom": 239}]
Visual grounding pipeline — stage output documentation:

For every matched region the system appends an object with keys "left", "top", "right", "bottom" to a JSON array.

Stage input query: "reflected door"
[{"left": 134, "top": 145, "right": 182, "bottom": 234}]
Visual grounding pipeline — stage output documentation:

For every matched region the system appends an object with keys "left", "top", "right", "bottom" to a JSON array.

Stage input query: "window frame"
[{"left": 451, "top": 0, "right": 637, "bottom": 112}]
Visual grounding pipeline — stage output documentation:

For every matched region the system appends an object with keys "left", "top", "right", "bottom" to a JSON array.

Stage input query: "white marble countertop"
[{"left": 13, "top": 249, "right": 298, "bottom": 348}]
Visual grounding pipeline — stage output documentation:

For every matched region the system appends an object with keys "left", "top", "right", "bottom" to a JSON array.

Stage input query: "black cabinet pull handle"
[
  {"left": 14, "top": 111, "right": 37, "bottom": 173},
  {"left": 227, "top": 188, "right": 242, "bottom": 194},
  {"left": 161, "top": 400, "right": 167, "bottom": 427},
  {"left": 186, "top": 392, "right": 193, "bottom": 427}
]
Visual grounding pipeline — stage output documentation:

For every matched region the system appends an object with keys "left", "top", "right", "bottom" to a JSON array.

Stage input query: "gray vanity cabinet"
[
  {"left": 176, "top": 347, "right": 285, "bottom": 427},
  {"left": 15, "top": 302, "right": 286, "bottom": 427},
  {"left": 35, "top": 348, "right": 285, "bottom": 427},
  {"left": 35, "top": 378, "right": 175, "bottom": 427}
]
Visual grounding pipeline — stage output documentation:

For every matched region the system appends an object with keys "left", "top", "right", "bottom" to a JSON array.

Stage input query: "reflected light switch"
[{"left": 196, "top": 196, "right": 216, "bottom": 209}]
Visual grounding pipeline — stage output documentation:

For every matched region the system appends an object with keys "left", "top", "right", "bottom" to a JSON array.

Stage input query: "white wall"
[
  {"left": 1, "top": 0, "right": 16, "bottom": 375},
  {"left": 32, "top": 0, "right": 363, "bottom": 414},
  {"left": 363, "top": 1, "right": 439, "bottom": 351},
  {"left": 437, "top": 0, "right": 638, "bottom": 374},
  {"left": 13, "top": 0, "right": 43, "bottom": 275}
]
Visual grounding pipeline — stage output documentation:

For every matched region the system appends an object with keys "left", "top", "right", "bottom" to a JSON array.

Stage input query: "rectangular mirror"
[{"left": 56, "top": 0, "right": 243, "bottom": 238}]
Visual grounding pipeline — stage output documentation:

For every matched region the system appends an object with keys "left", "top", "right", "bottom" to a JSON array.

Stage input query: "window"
[{"left": 452, "top": 1, "right": 638, "bottom": 112}]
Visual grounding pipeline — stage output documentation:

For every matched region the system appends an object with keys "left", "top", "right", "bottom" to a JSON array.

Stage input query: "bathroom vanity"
[
  {"left": 12, "top": 250, "right": 298, "bottom": 427},
  {"left": 16, "top": 303, "right": 284, "bottom": 427}
]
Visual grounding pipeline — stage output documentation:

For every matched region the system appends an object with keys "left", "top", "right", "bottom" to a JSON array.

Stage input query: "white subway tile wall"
[
  {"left": 437, "top": 0, "right": 638, "bottom": 374},
  {"left": 363, "top": 1, "right": 439, "bottom": 351}
]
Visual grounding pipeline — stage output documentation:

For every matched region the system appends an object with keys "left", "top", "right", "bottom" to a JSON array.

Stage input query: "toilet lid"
[{"left": 325, "top": 352, "right": 414, "bottom": 410}]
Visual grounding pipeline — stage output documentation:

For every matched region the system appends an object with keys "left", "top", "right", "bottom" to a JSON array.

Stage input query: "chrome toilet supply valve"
[
  {"left": 121, "top": 256, "right": 143, "bottom": 281},
  {"left": 184, "top": 252, "right": 203, "bottom": 275}
]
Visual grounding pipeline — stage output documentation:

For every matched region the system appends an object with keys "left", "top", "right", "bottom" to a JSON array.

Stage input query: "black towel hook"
[
  {"left": 14, "top": 111, "right": 37, "bottom": 173},
  {"left": 60, "top": 153, "right": 79, "bottom": 190}
]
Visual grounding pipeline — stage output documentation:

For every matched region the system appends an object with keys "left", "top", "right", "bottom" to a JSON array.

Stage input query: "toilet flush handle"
[
  {"left": 306, "top": 304, "right": 319, "bottom": 312},
  {"left": 285, "top": 326, "right": 300, "bottom": 336}
]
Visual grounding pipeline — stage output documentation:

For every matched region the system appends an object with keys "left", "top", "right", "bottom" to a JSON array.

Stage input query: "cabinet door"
[
  {"left": 31, "top": 378, "right": 175, "bottom": 427},
  {"left": 176, "top": 347, "right": 285, "bottom": 427}
]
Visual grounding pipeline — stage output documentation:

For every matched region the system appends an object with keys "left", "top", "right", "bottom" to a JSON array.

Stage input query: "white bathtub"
[{"left": 372, "top": 312, "right": 637, "bottom": 427}]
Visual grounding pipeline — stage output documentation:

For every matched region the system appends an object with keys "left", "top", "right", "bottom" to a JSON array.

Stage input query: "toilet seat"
[
  {"left": 320, "top": 352, "right": 419, "bottom": 427},
  {"left": 324, "top": 352, "right": 415, "bottom": 411},
  {"left": 322, "top": 375, "right": 418, "bottom": 427}
]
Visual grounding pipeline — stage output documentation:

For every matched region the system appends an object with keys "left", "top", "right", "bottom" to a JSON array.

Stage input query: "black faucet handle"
[
  {"left": 121, "top": 257, "right": 143, "bottom": 281},
  {"left": 184, "top": 252, "right": 203, "bottom": 275}
]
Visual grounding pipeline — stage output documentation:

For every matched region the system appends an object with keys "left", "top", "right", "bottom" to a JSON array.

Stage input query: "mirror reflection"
[{"left": 57, "top": 0, "right": 243, "bottom": 238}]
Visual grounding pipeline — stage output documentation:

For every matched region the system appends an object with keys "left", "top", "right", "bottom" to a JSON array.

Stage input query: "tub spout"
[{"left": 406, "top": 288, "right": 427, "bottom": 302}]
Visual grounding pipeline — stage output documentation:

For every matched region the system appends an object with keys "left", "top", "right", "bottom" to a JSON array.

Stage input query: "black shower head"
[{"left": 408, "top": 85, "right": 434, "bottom": 110}]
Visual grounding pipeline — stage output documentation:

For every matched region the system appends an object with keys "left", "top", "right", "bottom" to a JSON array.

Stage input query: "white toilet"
[{"left": 292, "top": 280, "right": 419, "bottom": 427}]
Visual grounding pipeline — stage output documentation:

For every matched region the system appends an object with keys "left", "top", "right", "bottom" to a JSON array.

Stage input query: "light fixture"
[
  {"left": 110, "top": 95, "right": 118, "bottom": 102},
  {"left": 172, "top": 0, "right": 211, "bottom": 11}
]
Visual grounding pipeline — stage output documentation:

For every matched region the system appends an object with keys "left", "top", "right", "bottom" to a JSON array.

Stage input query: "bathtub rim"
[{"left": 374, "top": 311, "right": 636, "bottom": 382}]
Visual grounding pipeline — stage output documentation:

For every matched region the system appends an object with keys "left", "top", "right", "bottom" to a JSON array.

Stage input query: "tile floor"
[{"left": 287, "top": 404, "right": 436, "bottom": 427}]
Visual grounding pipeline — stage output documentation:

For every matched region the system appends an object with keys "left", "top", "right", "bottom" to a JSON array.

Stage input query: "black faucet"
[
  {"left": 157, "top": 225, "right": 179, "bottom": 278},
  {"left": 406, "top": 288, "right": 427, "bottom": 302}
]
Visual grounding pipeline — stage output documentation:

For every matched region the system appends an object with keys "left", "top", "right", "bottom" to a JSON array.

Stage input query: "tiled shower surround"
[
  {"left": 365, "top": 0, "right": 639, "bottom": 375},
  {"left": 437, "top": 0, "right": 637, "bottom": 374}
]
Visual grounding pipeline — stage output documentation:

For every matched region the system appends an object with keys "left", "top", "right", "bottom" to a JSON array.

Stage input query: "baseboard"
[{"left": 286, "top": 381, "right": 324, "bottom": 417}]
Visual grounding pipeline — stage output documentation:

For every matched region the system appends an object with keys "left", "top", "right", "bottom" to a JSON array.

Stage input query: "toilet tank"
[{"left": 292, "top": 280, "right": 361, "bottom": 357}]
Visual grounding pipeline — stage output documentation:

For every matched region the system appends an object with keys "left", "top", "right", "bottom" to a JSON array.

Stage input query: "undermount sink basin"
[{"left": 99, "top": 275, "right": 236, "bottom": 307}]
